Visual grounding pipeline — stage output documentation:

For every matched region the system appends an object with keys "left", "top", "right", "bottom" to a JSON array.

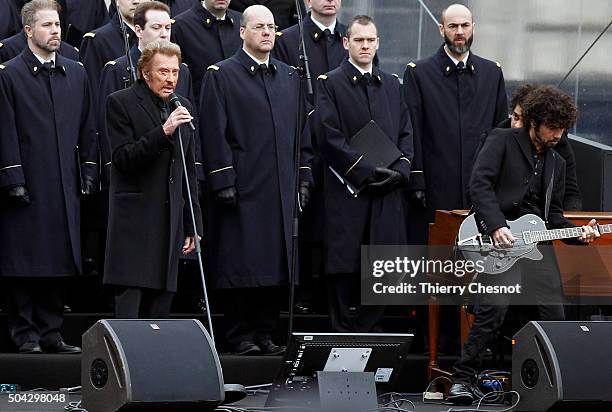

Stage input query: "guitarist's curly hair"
[{"left": 521, "top": 85, "right": 578, "bottom": 131}]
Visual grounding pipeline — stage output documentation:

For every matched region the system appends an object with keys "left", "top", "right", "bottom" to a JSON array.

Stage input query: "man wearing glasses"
[{"left": 199, "top": 5, "right": 313, "bottom": 355}]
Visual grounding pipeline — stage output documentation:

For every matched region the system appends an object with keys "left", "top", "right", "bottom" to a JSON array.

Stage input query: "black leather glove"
[
  {"left": 367, "top": 167, "right": 404, "bottom": 193},
  {"left": 298, "top": 181, "right": 312, "bottom": 210},
  {"left": 81, "top": 175, "right": 98, "bottom": 195},
  {"left": 215, "top": 186, "right": 237, "bottom": 207},
  {"left": 410, "top": 189, "right": 427, "bottom": 209},
  {"left": 7, "top": 185, "right": 30, "bottom": 205}
]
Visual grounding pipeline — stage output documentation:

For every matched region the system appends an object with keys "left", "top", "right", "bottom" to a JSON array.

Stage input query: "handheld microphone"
[{"left": 168, "top": 93, "right": 196, "bottom": 131}]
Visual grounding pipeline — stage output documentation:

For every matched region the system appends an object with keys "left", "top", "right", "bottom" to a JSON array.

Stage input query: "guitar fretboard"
[{"left": 526, "top": 224, "right": 612, "bottom": 243}]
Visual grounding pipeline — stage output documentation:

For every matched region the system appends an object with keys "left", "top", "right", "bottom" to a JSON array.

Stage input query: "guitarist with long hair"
[{"left": 448, "top": 85, "right": 600, "bottom": 404}]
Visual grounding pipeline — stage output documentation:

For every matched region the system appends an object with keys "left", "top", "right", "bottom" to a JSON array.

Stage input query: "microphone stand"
[
  {"left": 287, "top": 0, "right": 313, "bottom": 344},
  {"left": 114, "top": 0, "right": 137, "bottom": 87},
  {"left": 176, "top": 125, "right": 216, "bottom": 347}
]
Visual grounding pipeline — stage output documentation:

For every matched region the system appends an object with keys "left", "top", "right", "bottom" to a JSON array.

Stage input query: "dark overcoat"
[
  {"left": 199, "top": 49, "right": 313, "bottom": 289},
  {"left": 402, "top": 45, "right": 508, "bottom": 215},
  {"left": 315, "top": 60, "right": 414, "bottom": 274},
  {"left": 229, "top": 0, "right": 305, "bottom": 30},
  {"left": 62, "top": 0, "right": 109, "bottom": 46},
  {"left": 0, "top": 0, "right": 20, "bottom": 40},
  {"left": 79, "top": 13, "right": 136, "bottom": 99},
  {"left": 98, "top": 46, "right": 196, "bottom": 182},
  {"left": 0, "top": 30, "right": 79, "bottom": 63},
  {"left": 103, "top": 80, "right": 202, "bottom": 292},
  {"left": 171, "top": 4, "right": 241, "bottom": 106},
  {"left": 0, "top": 48, "right": 98, "bottom": 277},
  {"left": 469, "top": 127, "right": 572, "bottom": 235},
  {"left": 110, "top": 0, "right": 197, "bottom": 18}
]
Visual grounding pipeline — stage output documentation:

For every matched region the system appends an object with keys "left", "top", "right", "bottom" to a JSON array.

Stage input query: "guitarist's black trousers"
[{"left": 453, "top": 246, "right": 565, "bottom": 384}]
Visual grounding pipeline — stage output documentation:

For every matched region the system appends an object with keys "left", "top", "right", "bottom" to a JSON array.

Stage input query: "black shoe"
[
  {"left": 233, "top": 341, "right": 262, "bottom": 356},
  {"left": 42, "top": 340, "right": 81, "bottom": 354},
  {"left": 257, "top": 339, "right": 286, "bottom": 356},
  {"left": 18, "top": 342, "right": 42, "bottom": 354},
  {"left": 447, "top": 383, "right": 475, "bottom": 405}
]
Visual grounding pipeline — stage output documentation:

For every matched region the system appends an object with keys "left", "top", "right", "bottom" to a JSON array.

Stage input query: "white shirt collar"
[
  {"left": 444, "top": 47, "right": 469, "bottom": 67},
  {"left": 310, "top": 15, "right": 336, "bottom": 34},
  {"left": 348, "top": 58, "right": 371, "bottom": 76},
  {"left": 202, "top": 1, "right": 226, "bottom": 20},
  {"left": 33, "top": 51, "right": 55, "bottom": 65},
  {"left": 242, "top": 48, "right": 269, "bottom": 66}
]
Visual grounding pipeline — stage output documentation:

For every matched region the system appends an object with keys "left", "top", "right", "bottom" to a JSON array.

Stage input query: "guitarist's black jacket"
[{"left": 469, "top": 127, "right": 574, "bottom": 236}]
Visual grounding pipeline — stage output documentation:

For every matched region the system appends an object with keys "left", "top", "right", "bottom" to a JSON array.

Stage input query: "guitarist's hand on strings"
[
  {"left": 491, "top": 227, "right": 516, "bottom": 248},
  {"left": 578, "top": 219, "right": 600, "bottom": 243}
]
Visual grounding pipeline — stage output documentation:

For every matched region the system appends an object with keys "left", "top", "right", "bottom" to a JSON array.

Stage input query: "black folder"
[
  {"left": 330, "top": 120, "right": 403, "bottom": 196},
  {"left": 349, "top": 120, "right": 402, "bottom": 168}
]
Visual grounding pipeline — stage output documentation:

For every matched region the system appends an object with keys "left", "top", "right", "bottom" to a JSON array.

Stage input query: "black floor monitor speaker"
[
  {"left": 512, "top": 321, "right": 612, "bottom": 411},
  {"left": 82, "top": 319, "right": 224, "bottom": 412}
]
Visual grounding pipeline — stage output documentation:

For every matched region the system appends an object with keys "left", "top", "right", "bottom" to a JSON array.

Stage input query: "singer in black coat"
[
  {"left": 98, "top": 45, "right": 195, "bottom": 182},
  {"left": 402, "top": 45, "right": 507, "bottom": 240},
  {"left": 171, "top": 4, "right": 241, "bottom": 106},
  {"left": 0, "top": 0, "right": 21, "bottom": 40},
  {"left": 79, "top": 13, "right": 137, "bottom": 98},
  {"left": 199, "top": 49, "right": 313, "bottom": 290},
  {"left": 0, "top": 29, "right": 79, "bottom": 63},
  {"left": 103, "top": 80, "right": 202, "bottom": 295},
  {"left": 316, "top": 60, "right": 413, "bottom": 275}
]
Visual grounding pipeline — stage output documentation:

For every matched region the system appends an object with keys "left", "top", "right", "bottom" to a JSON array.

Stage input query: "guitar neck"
[{"left": 528, "top": 224, "right": 612, "bottom": 243}]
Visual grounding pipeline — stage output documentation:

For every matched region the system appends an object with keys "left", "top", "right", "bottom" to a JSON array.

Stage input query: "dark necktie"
[
  {"left": 362, "top": 72, "right": 373, "bottom": 86},
  {"left": 259, "top": 63, "right": 269, "bottom": 75},
  {"left": 457, "top": 61, "right": 467, "bottom": 73},
  {"left": 42, "top": 61, "right": 55, "bottom": 73},
  {"left": 159, "top": 101, "right": 170, "bottom": 123},
  {"left": 323, "top": 28, "right": 333, "bottom": 43}
]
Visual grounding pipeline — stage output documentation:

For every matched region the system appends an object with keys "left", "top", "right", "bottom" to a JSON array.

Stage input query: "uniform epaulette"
[
  {"left": 170, "top": 18, "right": 176, "bottom": 24},
  {"left": 207, "top": 64, "right": 220, "bottom": 71},
  {"left": 77, "top": 62, "right": 84, "bottom": 67},
  {"left": 73, "top": 46, "right": 79, "bottom": 53},
  {"left": 275, "top": 31, "right": 283, "bottom": 37},
  {"left": 496, "top": 61, "right": 502, "bottom": 68},
  {"left": 83, "top": 32, "right": 95, "bottom": 39},
  {"left": 181, "top": 62, "right": 188, "bottom": 67},
  {"left": 392, "top": 73, "right": 399, "bottom": 78},
  {"left": 105, "top": 60, "right": 117, "bottom": 66},
  {"left": 317, "top": 74, "right": 327, "bottom": 80},
  {"left": 0, "top": 42, "right": 3, "bottom": 48},
  {"left": 0, "top": 64, "right": 5, "bottom": 70},
  {"left": 407, "top": 62, "right": 416, "bottom": 68}
]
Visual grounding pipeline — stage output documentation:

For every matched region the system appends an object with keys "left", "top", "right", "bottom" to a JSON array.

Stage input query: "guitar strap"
[{"left": 544, "top": 165, "right": 554, "bottom": 224}]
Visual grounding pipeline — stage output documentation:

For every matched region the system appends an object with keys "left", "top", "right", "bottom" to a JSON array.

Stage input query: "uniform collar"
[
  {"left": 341, "top": 59, "right": 382, "bottom": 85},
  {"left": 199, "top": 4, "right": 234, "bottom": 28},
  {"left": 237, "top": 48, "right": 277, "bottom": 76},
  {"left": 22, "top": 47, "right": 66, "bottom": 76},
  {"left": 436, "top": 44, "right": 475, "bottom": 76},
  {"left": 111, "top": 13, "right": 135, "bottom": 42},
  {"left": 306, "top": 14, "right": 344, "bottom": 42}
]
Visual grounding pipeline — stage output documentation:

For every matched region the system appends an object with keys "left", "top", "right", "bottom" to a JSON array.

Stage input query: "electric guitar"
[{"left": 456, "top": 214, "right": 611, "bottom": 274}]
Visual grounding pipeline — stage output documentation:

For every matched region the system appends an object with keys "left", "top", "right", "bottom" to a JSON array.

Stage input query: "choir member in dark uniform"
[
  {"left": 99, "top": 0, "right": 194, "bottom": 182},
  {"left": 199, "top": 5, "right": 313, "bottom": 355},
  {"left": 315, "top": 15, "right": 413, "bottom": 332},
  {"left": 103, "top": 40, "right": 202, "bottom": 318},
  {"left": 79, "top": 0, "right": 139, "bottom": 96},
  {"left": 448, "top": 86, "right": 599, "bottom": 404},
  {"left": 110, "top": 0, "right": 198, "bottom": 18},
  {"left": 0, "top": 0, "right": 21, "bottom": 39},
  {"left": 171, "top": 0, "right": 242, "bottom": 107},
  {"left": 230, "top": 0, "right": 305, "bottom": 30},
  {"left": 62, "top": 0, "right": 109, "bottom": 47},
  {"left": 402, "top": 3, "right": 507, "bottom": 244},
  {"left": 272, "top": 0, "right": 345, "bottom": 314},
  {"left": 1, "top": 28, "right": 79, "bottom": 62},
  {"left": 0, "top": 0, "right": 98, "bottom": 354}
]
